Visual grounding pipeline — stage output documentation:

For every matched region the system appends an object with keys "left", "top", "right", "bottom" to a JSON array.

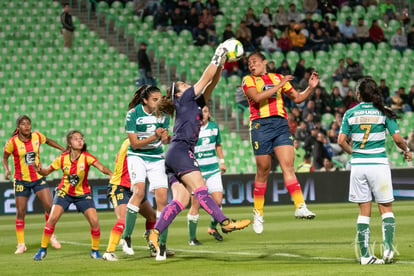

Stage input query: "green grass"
[{"left": 1, "top": 202, "right": 414, "bottom": 275}]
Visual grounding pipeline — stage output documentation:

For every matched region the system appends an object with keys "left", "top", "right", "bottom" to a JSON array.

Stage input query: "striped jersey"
[
  {"left": 4, "top": 132, "right": 46, "bottom": 182},
  {"left": 194, "top": 121, "right": 221, "bottom": 178},
  {"left": 51, "top": 151, "right": 97, "bottom": 196},
  {"left": 109, "top": 139, "right": 131, "bottom": 188},
  {"left": 242, "top": 73, "right": 293, "bottom": 121},
  {"left": 339, "top": 102, "right": 399, "bottom": 165},
  {"left": 125, "top": 104, "right": 170, "bottom": 161}
]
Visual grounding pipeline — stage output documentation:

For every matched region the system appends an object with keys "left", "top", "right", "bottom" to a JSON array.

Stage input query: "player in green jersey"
[{"left": 338, "top": 78, "right": 412, "bottom": 265}]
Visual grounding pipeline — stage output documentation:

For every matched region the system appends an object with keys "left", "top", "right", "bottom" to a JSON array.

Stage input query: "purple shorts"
[{"left": 165, "top": 141, "right": 200, "bottom": 185}]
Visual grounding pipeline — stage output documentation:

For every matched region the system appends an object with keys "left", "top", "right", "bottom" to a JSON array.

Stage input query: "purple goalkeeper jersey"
[{"left": 171, "top": 86, "right": 206, "bottom": 149}]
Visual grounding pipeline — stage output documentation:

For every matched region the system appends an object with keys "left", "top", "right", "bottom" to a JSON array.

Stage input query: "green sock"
[
  {"left": 382, "top": 216, "right": 395, "bottom": 251},
  {"left": 209, "top": 217, "right": 218, "bottom": 230},
  {"left": 121, "top": 204, "right": 139, "bottom": 239},
  {"left": 357, "top": 223, "right": 370, "bottom": 258},
  {"left": 159, "top": 227, "right": 169, "bottom": 245},
  {"left": 188, "top": 214, "right": 199, "bottom": 241}
]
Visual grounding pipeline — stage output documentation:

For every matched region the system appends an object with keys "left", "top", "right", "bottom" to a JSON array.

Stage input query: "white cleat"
[
  {"left": 119, "top": 237, "right": 134, "bottom": 255},
  {"left": 383, "top": 250, "right": 394, "bottom": 264},
  {"left": 15, "top": 243, "right": 27, "bottom": 254},
  {"left": 360, "top": 256, "right": 385, "bottom": 265},
  {"left": 102, "top": 252, "right": 118, "bottom": 261},
  {"left": 253, "top": 209, "right": 264, "bottom": 234},
  {"left": 50, "top": 234, "right": 61, "bottom": 249},
  {"left": 295, "top": 204, "right": 316, "bottom": 219},
  {"left": 155, "top": 244, "right": 167, "bottom": 261}
]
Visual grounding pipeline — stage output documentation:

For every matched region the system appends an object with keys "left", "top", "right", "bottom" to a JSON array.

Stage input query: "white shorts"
[
  {"left": 127, "top": 155, "right": 168, "bottom": 193},
  {"left": 204, "top": 172, "right": 223, "bottom": 194},
  {"left": 349, "top": 164, "right": 394, "bottom": 204}
]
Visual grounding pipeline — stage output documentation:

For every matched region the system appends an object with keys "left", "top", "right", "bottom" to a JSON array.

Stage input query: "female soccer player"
[
  {"left": 242, "top": 51, "right": 319, "bottom": 234},
  {"left": 2, "top": 115, "right": 64, "bottom": 254},
  {"left": 32, "top": 130, "right": 113, "bottom": 261},
  {"left": 121, "top": 85, "right": 172, "bottom": 261},
  {"left": 147, "top": 43, "right": 251, "bottom": 259},
  {"left": 338, "top": 78, "right": 412, "bottom": 265},
  {"left": 187, "top": 106, "right": 226, "bottom": 245},
  {"left": 103, "top": 138, "right": 159, "bottom": 261}
]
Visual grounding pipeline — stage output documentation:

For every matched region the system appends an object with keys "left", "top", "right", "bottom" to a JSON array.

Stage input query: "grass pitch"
[{"left": 1, "top": 201, "right": 414, "bottom": 275}]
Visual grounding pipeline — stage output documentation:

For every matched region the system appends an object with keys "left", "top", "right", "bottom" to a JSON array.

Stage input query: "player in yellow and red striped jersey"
[
  {"left": 32, "top": 130, "right": 113, "bottom": 261},
  {"left": 242, "top": 52, "right": 319, "bottom": 234},
  {"left": 103, "top": 138, "right": 162, "bottom": 261},
  {"left": 2, "top": 115, "right": 65, "bottom": 254}
]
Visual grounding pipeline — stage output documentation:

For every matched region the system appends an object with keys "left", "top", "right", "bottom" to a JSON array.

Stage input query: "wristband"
[{"left": 219, "top": 159, "right": 225, "bottom": 164}]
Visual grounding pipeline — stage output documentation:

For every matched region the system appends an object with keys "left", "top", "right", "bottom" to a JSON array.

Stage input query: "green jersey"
[
  {"left": 195, "top": 121, "right": 221, "bottom": 178},
  {"left": 125, "top": 104, "right": 170, "bottom": 161},
  {"left": 339, "top": 102, "right": 399, "bottom": 165}
]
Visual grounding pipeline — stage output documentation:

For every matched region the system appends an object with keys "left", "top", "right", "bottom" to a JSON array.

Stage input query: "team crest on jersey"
[
  {"left": 34, "top": 141, "right": 39, "bottom": 146},
  {"left": 68, "top": 174, "right": 80, "bottom": 186},
  {"left": 24, "top": 151, "right": 36, "bottom": 165},
  {"left": 63, "top": 166, "right": 70, "bottom": 171},
  {"left": 201, "top": 137, "right": 210, "bottom": 145},
  {"left": 79, "top": 164, "right": 85, "bottom": 171}
]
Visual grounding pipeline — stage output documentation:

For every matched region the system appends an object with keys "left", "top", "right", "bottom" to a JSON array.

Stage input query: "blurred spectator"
[
  {"left": 177, "top": 0, "right": 191, "bottom": 14},
  {"left": 323, "top": 136, "right": 334, "bottom": 158},
  {"left": 222, "top": 23, "right": 235, "bottom": 41},
  {"left": 250, "top": 19, "right": 267, "bottom": 47},
  {"left": 320, "top": 0, "right": 337, "bottom": 16},
  {"left": 244, "top": 7, "right": 257, "bottom": 26},
  {"left": 237, "top": 54, "right": 249, "bottom": 76},
  {"left": 390, "top": 87, "right": 409, "bottom": 113},
  {"left": 261, "top": 29, "right": 280, "bottom": 54},
  {"left": 293, "top": 58, "right": 306, "bottom": 83},
  {"left": 407, "top": 24, "right": 414, "bottom": 49},
  {"left": 267, "top": 61, "right": 277, "bottom": 73},
  {"left": 312, "top": 131, "right": 329, "bottom": 170},
  {"left": 288, "top": 113, "right": 298, "bottom": 135},
  {"left": 236, "top": 20, "right": 254, "bottom": 51},
  {"left": 380, "top": 0, "right": 396, "bottom": 23},
  {"left": 274, "top": 5, "right": 289, "bottom": 31},
  {"left": 295, "top": 121, "right": 309, "bottom": 142},
  {"left": 302, "top": 101, "right": 318, "bottom": 121},
  {"left": 207, "top": 27, "right": 219, "bottom": 46},
  {"left": 332, "top": 58, "right": 346, "bottom": 82},
  {"left": 275, "top": 60, "right": 292, "bottom": 75},
  {"left": 327, "top": 120, "right": 340, "bottom": 143},
  {"left": 191, "top": 0, "right": 205, "bottom": 15},
  {"left": 235, "top": 85, "right": 248, "bottom": 110},
  {"left": 171, "top": 7, "right": 187, "bottom": 34},
  {"left": 291, "top": 106, "right": 302, "bottom": 123},
  {"left": 326, "top": 18, "right": 341, "bottom": 45},
  {"left": 319, "top": 157, "right": 337, "bottom": 171},
  {"left": 369, "top": 19, "right": 386, "bottom": 45},
  {"left": 338, "top": 77, "right": 351, "bottom": 98},
  {"left": 344, "top": 57, "right": 364, "bottom": 81},
  {"left": 289, "top": 24, "right": 307, "bottom": 52},
  {"left": 310, "top": 86, "right": 327, "bottom": 115},
  {"left": 303, "top": 12, "right": 314, "bottom": 31},
  {"left": 293, "top": 139, "right": 306, "bottom": 171},
  {"left": 339, "top": 17, "right": 357, "bottom": 44},
  {"left": 310, "top": 28, "right": 330, "bottom": 52},
  {"left": 192, "top": 22, "right": 208, "bottom": 45},
  {"left": 296, "top": 153, "right": 315, "bottom": 172},
  {"left": 162, "top": 0, "right": 176, "bottom": 14},
  {"left": 407, "top": 132, "right": 414, "bottom": 152},
  {"left": 379, "top": 79, "right": 391, "bottom": 103},
  {"left": 390, "top": 28, "right": 407, "bottom": 54},
  {"left": 303, "top": 0, "right": 319, "bottom": 14},
  {"left": 278, "top": 31, "right": 292, "bottom": 54},
  {"left": 299, "top": 68, "right": 313, "bottom": 91},
  {"left": 199, "top": 8, "right": 215, "bottom": 30},
  {"left": 300, "top": 20, "right": 310, "bottom": 39},
  {"left": 343, "top": 90, "right": 358, "bottom": 110},
  {"left": 355, "top": 17, "right": 370, "bottom": 46},
  {"left": 186, "top": 7, "right": 200, "bottom": 30},
  {"left": 60, "top": 3, "right": 75, "bottom": 49},
  {"left": 137, "top": 42, "right": 155, "bottom": 86},
  {"left": 154, "top": 6, "right": 171, "bottom": 31},
  {"left": 222, "top": 60, "right": 241, "bottom": 79},
  {"left": 205, "top": 0, "right": 221, "bottom": 16},
  {"left": 407, "top": 85, "right": 414, "bottom": 111},
  {"left": 327, "top": 86, "right": 343, "bottom": 114},
  {"left": 259, "top": 7, "right": 272, "bottom": 28},
  {"left": 287, "top": 3, "right": 302, "bottom": 23}
]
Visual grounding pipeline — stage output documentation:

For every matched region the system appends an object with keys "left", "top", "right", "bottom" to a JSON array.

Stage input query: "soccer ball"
[{"left": 223, "top": 39, "right": 244, "bottom": 62}]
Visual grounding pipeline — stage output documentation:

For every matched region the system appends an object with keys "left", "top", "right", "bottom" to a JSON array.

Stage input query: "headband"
[{"left": 171, "top": 82, "right": 175, "bottom": 101}]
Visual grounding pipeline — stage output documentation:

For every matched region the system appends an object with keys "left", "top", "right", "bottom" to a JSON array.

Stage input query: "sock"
[
  {"left": 106, "top": 218, "right": 125, "bottom": 252},
  {"left": 146, "top": 219, "right": 156, "bottom": 231},
  {"left": 15, "top": 218, "right": 25, "bottom": 244},
  {"left": 357, "top": 216, "right": 371, "bottom": 258},
  {"left": 382, "top": 212, "right": 395, "bottom": 252},
  {"left": 45, "top": 212, "right": 50, "bottom": 222},
  {"left": 285, "top": 179, "right": 305, "bottom": 209},
  {"left": 154, "top": 200, "right": 184, "bottom": 234},
  {"left": 188, "top": 214, "right": 199, "bottom": 241},
  {"left": 121, "top": 203, "right": 139, "bottom": 239},
  {"left": 41, "top": 222, "right": 55, "bottom": 248},
  {"left": 194, "top": 187, "right": 227, "bottom": 223},
  {"left": 91, "top": 227, "right": 100, "bottom": 251},
  {"left": 253, "top": 181, "right": 266, "bottom": 215},
  {"left": 209, "top": 207, "right": 221, "bottom": 230},
  {"left": 157, "top": 210, "right": 169, "bottom": 245}
]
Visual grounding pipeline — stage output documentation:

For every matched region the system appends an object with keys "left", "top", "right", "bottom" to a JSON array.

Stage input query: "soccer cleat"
[
  {"left": 33, "top": 247, "right": 47, "bottom": 261},
  {"left": 90, "top": 249, "right": 102, "bottom": 259},
  {"left": 253, "top": 209, "right": 264, "bottom": 234},
  {"left": 15, "top": 243, "right": 27, "bottom": 254},
  {"left": 188, "top": 239, "right": 202, "bottom": 246},
  {"left": 208, "top": 228, "right": 224, "bottom": 241},
  {"left": 360, "top": 256, "right": 385, "bottom": 265},
  {"left": 102, "top": 252, "right": 118, "bottom": 261},
  {"left": 148, "top": 229, "right": 160, "bottom": 254},
  {"left": 120, "top": 236, "right": 134, "bottom": 255},
  {"left": 294, "top": 204, "right": 316, "bottom": 219},
  {"left": 50, "top": 234, "right": 61, "bottom": 249},
  {"left": 221, "top": 219, "right": 251, "bottom": 233},
  {"left": 151, "top": 247, "right": 175, "bottom": 257},
  {"left": 156, "top": 244, "right": 167, "bottom": 261},
  {"left": 383, "top": 250, "right": 394, "bottom": 264}
]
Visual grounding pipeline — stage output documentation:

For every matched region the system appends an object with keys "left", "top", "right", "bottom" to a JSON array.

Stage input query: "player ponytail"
[
  {"left": 357, "top": 78, "right": 397, "bottom": 119},
  {"left": 11, "top": 115, "right": 31, "bottom": 137},
  {"left": 66, "top": 130, "right": 87, "bottom": 152},
  {"left": 155, "top": 83, "right": 176, "bottom": 117},
  {"left": 128, "top": 85, "right": 150, "bottom": 110}
]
